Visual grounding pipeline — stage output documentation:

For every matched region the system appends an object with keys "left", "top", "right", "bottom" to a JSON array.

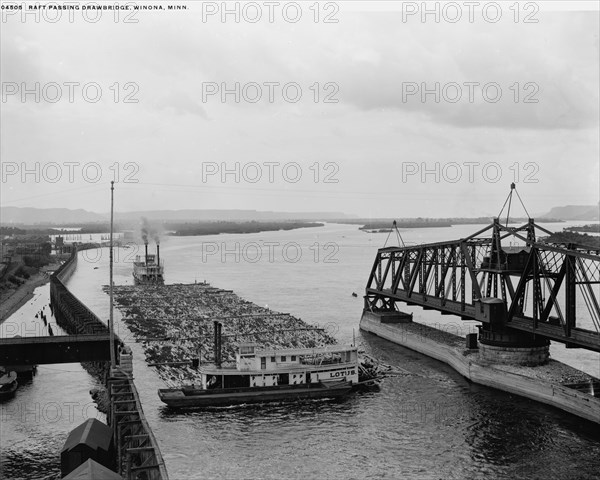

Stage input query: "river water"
[{"left": 2, "top": 222, "right": 599, "bottom": 479}]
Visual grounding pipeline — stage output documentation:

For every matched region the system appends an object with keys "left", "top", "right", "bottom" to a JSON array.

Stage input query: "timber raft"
[
  {"left": 108, "top": 283, "right": 338, "bottom": 388},
  {"left": 360, "top": 312, "right": 600, "bottom": 424}
]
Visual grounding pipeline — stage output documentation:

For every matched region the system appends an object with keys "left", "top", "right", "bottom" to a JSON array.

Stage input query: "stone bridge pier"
[{"left": 475, "top": 298, "right": 550, "bottom": 366}]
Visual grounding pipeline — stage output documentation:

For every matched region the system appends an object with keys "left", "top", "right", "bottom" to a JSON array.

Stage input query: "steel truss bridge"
[{"left": 364, "top": 219, "right": 600, "bottom": 352}]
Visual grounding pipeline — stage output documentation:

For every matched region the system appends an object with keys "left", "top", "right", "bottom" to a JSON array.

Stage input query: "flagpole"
[{"left": 109, "top": 181, "right": 116, "bottom": 369}]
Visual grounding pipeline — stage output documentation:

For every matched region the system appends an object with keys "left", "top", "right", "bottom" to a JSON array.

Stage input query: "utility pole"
[{"left": 109, "top": 181, "right": 116, "bottom": 369}]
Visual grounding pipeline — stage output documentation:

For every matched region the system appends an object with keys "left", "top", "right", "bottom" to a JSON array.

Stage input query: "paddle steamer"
[
  {"left": 133, "top": 242, "right": 164, "bottom": 285},
  {"left": 158, "top": 342, "right": 359, "bottom": 408}
]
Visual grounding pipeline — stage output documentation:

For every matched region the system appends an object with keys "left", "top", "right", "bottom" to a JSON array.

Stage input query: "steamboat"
[
  {"left": 158, "top": 337, "right": 359, "bottom": 408},
  {"left": 133, "top": 242, "right": 164, "bottom": 285}
]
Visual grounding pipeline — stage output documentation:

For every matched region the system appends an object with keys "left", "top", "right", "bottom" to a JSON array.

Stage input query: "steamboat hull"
[{"left": 158, "top": 381, "right": 352, "bottom": 408}]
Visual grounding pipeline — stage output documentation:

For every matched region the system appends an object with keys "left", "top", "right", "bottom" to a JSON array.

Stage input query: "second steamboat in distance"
[{"left": 133, "top": 241, "right": 164, "bottom": 285}]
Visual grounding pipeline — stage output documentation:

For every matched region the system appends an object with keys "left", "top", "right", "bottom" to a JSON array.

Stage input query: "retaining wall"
[{"left": 360, "top": 312, "right": 600, "bottom": 424}]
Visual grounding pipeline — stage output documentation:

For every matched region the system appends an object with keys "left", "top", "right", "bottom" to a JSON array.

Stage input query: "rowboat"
[{"left": 0, "top": 371, "right": 18, "bottom": 400}]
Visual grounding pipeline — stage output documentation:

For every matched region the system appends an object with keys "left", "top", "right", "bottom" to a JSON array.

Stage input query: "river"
[{"left": 2, "top": 222, "right": 599, "bottom": 479}]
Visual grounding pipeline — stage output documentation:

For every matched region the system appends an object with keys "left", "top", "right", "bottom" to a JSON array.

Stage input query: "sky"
[{"left": 1, "top": 1, "right": 599, "bottom": 218}]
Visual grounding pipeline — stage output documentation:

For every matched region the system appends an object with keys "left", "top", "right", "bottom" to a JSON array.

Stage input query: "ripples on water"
[
  {"left": 2, "top": 223, "right": 600, "bottom": 479},
  {"left": 154, "top": 334, "right": 600, "bottom": 480}
]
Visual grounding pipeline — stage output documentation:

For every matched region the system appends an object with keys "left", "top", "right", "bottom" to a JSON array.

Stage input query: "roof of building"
[
  {"left": 61, "top": 418, "right": 113, "bottom": 453},
  {"left": 63, "top": 459, "right": 122, "bottom": 480}
]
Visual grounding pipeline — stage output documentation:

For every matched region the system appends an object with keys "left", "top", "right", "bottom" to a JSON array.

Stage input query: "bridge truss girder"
[{"left": 365, "top": 220, "right": 600, "bottom": 352}]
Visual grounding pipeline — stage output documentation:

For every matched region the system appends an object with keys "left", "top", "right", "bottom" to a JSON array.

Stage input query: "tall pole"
[{"left": 109, "top": 181, "right": 116, "bottom": 369}]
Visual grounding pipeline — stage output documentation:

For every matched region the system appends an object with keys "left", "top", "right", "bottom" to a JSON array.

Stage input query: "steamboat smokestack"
[
  {"left": 218, "top": 322, "right": 222, "bottom": 367},
  {"left": 156, "top": 243, "right": 160, "bottom": 267},
  {"left": 145, "top": 242, "right": 149, "bottom": 266},
  {"left": 213, "top": 321, "right": 222, "bottom": 367}
]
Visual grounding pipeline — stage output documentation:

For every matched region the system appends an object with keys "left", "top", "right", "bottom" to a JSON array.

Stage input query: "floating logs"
[{"left": 107, "top": 283, "right": 338, "bottom": 386}]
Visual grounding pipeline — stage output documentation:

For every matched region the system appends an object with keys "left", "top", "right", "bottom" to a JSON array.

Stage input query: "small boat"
[
  {"left": 352, "top": 292, "right": 358, "bottom": 297},
  {"left": 158, "top": 342, "right": 359, "bottom": 408},
  {"left": 1, "top": 364, "right": 37, "bottom": 379},
  {"left": 0, "top": 371, "right": 18, "bottom": 399}
]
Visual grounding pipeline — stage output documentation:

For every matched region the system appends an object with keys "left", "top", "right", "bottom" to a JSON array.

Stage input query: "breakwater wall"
[
  {"left": 50, "top": 250, "right": 113, "bottom": 336},
  {"left": 360, "top": 311, "right": 600, "bottom": 424}
]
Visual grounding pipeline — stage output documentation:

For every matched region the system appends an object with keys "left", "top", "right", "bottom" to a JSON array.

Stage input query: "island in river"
[{"left": 166, "top": 221, "right": 324, "bottom": 236}]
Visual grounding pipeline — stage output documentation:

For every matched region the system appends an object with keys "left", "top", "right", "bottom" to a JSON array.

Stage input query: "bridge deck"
[
  {"left": 367, "top": 288, "right": 600, "bottom": 352},
  {"left": 0, "top": 334, "right": 118, "bottom": 365}
]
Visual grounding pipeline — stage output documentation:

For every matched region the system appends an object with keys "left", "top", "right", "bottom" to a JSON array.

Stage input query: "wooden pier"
[{"left": 109, "top": 367, "right": 169, "bottom": 479}]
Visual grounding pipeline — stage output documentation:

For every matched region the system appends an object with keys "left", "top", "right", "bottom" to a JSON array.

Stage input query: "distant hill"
[
  {"left": 114, "top": 209, "right": 354, "bottom": 222},
  {"left": 0, "top": 207, "right": 355, "bottom": 226},
  {"left": 0, "top": 207, "right": 106, "bottom": 224},
  {"left": 542, "top": 231, "right": 600, "bottom": 249},
  {"left": 541, "top": 204, "right": 599, "bottom": 221}
]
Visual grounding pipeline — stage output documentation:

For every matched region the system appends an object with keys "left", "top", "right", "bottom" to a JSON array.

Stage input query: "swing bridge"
[{"left": 364, "top": 218, "right": 600, "bottom": 352}]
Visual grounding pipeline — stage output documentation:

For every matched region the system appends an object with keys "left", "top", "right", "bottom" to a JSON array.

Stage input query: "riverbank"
[
  {"left": 0, "top": 263, "right": 61, "bottom": 324},
  {"left": 360, "top": 311, "right": 600, "bottom": 424}
]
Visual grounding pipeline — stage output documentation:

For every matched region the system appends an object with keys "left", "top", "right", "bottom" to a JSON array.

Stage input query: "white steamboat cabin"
[{"left": 200, "top": 343, "right": 359, "bottom": 390}]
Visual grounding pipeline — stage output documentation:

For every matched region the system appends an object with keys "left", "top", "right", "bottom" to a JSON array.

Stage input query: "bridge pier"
[
  {"left": 477, "top": 325, "right": 550, "bottom": 366},
  {"left": 475, "top": 298, "right": 549, "bottom": 366},
  {"left": 361, "top": 309, "right": 413, "bottom": 325}
]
